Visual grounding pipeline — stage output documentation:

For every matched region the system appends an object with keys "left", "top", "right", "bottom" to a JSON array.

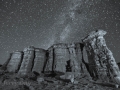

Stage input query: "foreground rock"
[
  {"left": 0, "top": 73, "right": 117, "bottom": 90},
  {"left": 82, "top": 29, "right": 120, "bottom": 85}
]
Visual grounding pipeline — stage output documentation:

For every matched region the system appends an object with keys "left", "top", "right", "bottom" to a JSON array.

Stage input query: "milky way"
[{"left": 0, "top": 0, "right": 120, "bottom": 64}]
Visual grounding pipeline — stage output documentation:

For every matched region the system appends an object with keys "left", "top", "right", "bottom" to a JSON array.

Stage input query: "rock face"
[
  {"left": 7, "top": 51, "right": 23, "bottom": 72},
  {"left": 18, "top": 46, "right": 35, "bottom": 76},
  {"left": 32, "top": 48, "right": 46, "bottom": 74},
  {"left": 45, "top": 43, "right": 89, "bottom": 77},
  {"left": 53, "top": 43, "right": 69, "bottom": 73},
  {"left": 82, "top": 30, "right": 120, "bottom": 83},
  {"left": 45, "top": 47, "right": 54, "bottom": 72},
  {"left": 2, "top": 30, "right": 119, "bottom": 86}
]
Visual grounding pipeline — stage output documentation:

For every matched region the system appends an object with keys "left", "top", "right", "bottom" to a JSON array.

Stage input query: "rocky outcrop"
[
  {"left": 32, "top": 48, "right": 46, "bottom": 74},
  {"left": 7, "top": 51, "right": 23, "bottom": 72},
  {"left": 18, "top": 46, "right": 35, "bottom": 76},
  {"left": 44, "top": 43, "right": 90, "bottom": 78},
  {"left": 82, "top": 30, "right": 120, "bottom": 83},
  {"left": 53, "top": 43, "right": 69, "bottom": 73},
  {"left": 45, "top": 47, "right": 54, "bottom": 72},
  {"left": 2, "top": 29, "right": 119, "bottom": 87}
]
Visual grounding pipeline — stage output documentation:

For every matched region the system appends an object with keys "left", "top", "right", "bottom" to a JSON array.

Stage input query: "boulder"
[
  {"left": 60, "top": 72, "right": 74, "bottom": 83},
  {"left": 37, "top": 76, "right": 44, "bottom": 83}
]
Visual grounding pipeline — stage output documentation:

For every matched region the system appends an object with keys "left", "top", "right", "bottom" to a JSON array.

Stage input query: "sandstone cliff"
[
  {"left": 32, "top": 48, "right": 46, "bottom": 74},
  {"left": 7, "top": 51, "right": 23, "bottom": 73},
  {"left": 1, "top": 30, "right": 120, "bottom": 86},
  {"left": 45, "top": 43, "right": 89, "bottom": 77},
  {"left": 82, "top": 30, "right": 120, "bottom": 84},
  {"left": 18, "top": 46, "right": 35, "bottom": 76}
]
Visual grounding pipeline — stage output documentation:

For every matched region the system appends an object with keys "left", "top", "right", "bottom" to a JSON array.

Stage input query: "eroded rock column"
[
  {"left": 7, "top": 51, "right": 23, "bottom": 72},
  {"left": 82, "top": 30, "right": 120, "bottom": 83},
  {"left": 44, "top": 46, "right": 54, "bottom": 72},
  {"left": 53, "top": 44, "right": 69, "bottom": 73},
  {"left": 68, "top": 43, "right": 81, "bottom": 76},
  {"left": 32, "top": 48, "right": 46, "bottom": 74},
  {"left": 18, "top": 46, "right": 35, "bottom": 76}
]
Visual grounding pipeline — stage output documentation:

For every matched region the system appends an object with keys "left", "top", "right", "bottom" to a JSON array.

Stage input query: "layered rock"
[
  {"left": 44, "top": 43, "right": 89, "bottom": 77},
  {"left": 7, "top": 51, "right": 23, "bottom": 72},
  {"left": 32, "top": 48, "right": 46, "bottom": 74},
  {"left": 45, "top": 47, "right": 54, "bottom": 72},
  {"left": 82, "top": 30, "right": 120, "bottom": 83},
  {"left": 67, "top": 43, "right": 82, "bottom": 77},
  {"left": 53, "top": 43, "right": 69, "bottom": 73},
  {"left": 18, "top": 46, "right": 35, "bottom": 76},
  {"left": 2, "top": 29, "right": 119, "bottom": 86}
]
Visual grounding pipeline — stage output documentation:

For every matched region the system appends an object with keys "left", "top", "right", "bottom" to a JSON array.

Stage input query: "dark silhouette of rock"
[
  {"left": 82, "top": 30, "right": 120, "bottom": 84},
  {"left": 37, "top": 76, "right": 44, "bottom": 83},
  {"left": 0, "top": 64, "right": 2, "bottom": 67},
  {"left": 118, "top": 63, "right": 120, "bottom": 69},
  {"left": 7, "top": 51, "right": 23, "bottom": 73}
]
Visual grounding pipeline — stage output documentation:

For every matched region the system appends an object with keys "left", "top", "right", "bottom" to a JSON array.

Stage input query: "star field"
[{"left": 0, "top": 0, "right": 120, "bottom": 64}]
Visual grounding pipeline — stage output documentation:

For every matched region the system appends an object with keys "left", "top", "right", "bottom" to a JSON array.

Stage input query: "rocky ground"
[{"left": 0, "top": 72, "right": 119, "bottom": 90}]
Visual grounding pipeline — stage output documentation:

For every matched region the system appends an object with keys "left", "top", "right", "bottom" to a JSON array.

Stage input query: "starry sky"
[{"left": 0, "top": 0, "right": 120, "bottom": 64}]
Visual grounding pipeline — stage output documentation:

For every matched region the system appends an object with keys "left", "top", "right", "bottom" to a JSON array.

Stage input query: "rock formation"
[
  {"left": 82, "top": 30, "right": 120, "bottom": 83},
  {"left": 18, "top": 46, "right": 35, "bottom": 76},
  {"left": 1, "top": 29, "right": 120, "bottom": 86},
  {"left": 45, "top": 46, "right": 54, "bottom": 72},
  {"left": 53, "top": 44, "right": 69, "bottom": 73},
  {"left": 7, "top": 51, "right": 23, "bottom": 72},
  {"left": 32, "top": 48, "right": 46, "bottom": 74},
  {"left": 44, "top": 43, "right": 89, "bottom": 78}
]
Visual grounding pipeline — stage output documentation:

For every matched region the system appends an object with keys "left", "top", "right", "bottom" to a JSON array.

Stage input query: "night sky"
[{"left": 0, "top": 0, "right": 120, "bottom": 64}]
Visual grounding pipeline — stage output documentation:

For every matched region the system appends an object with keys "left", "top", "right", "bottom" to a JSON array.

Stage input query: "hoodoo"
[
  {"left": 82, "top": 30, "right": 120, "bottom": 84},
  {"left": 18, "top": 46, "right": 35, "bottom": 76}
]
